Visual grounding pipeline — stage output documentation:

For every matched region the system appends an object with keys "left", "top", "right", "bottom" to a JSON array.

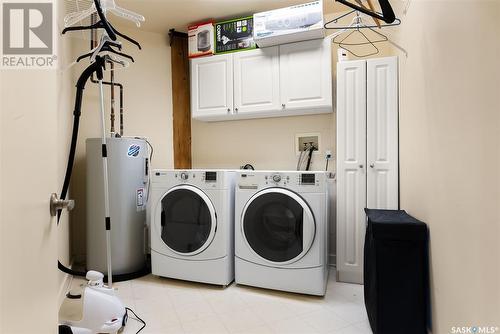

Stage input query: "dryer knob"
[
  {"left": 272, "top": 174, "right": 282, "bottom": 183},
  {"left": 180, "top": 172, "right": 189, "bottom": 181}
]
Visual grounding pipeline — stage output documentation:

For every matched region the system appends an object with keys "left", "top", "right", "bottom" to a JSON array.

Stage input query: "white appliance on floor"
[
  {"left": 149, "top": 170, "right": 235, "bottom": 286},
  {"left": 235, "top": 171, "right": 329, "bottom": 296}
]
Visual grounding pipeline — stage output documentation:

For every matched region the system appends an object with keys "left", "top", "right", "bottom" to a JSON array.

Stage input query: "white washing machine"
[
  {"left": 235, "top": 171, "right": 329, "bottom": 296},
  {"left": 149, "top": 170, "right": 235, "bottom": 286}
]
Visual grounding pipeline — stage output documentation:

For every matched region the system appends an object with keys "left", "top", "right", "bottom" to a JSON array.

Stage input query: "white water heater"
[{"left": 86, "top": 137, "right": 149, "bottom": 275}]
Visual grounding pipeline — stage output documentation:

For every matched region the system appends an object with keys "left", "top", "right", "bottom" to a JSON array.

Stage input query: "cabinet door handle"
[
  {"left": 227, "top": 108, "right": 231, "bottom": 113},
  {"left": 282, "top": 104, "right": 286, "bottom": 109},
  {"left": 359, "top": 164, "right": 364, "bottom": 169},
  {"left": 235, "top": 108, "right": 239, "bottom": 113},
  {"left": 369, "top": 164, "right": 375, "bottom": 168}
]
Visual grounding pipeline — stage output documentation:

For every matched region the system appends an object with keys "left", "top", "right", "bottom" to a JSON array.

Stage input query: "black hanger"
[
  {"left": 62, "top": 19, "right": 142, "bottom": 50},
  {"left": 335, "top": 0, "right": 396, "bottom": 24},
  {"left": 77, "top": 40, "right": 135, "bottom": 63},
  {"left": 324, "top": 8, "right": 401, "bottom": 30},
  {"left": 94, "top": 0, "right": 116, "bottom": 40}
]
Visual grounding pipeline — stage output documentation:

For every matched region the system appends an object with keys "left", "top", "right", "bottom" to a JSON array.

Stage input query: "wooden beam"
[{"left": 170, "top": 30, "right": 192, "bottom": 169}]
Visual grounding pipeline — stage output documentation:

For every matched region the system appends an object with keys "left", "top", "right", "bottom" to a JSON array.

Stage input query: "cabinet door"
[
  {"left": 366, "top": 57, "right": 399, "bottom": 210},
  {"left": 336, "top": 60, "right": 367, "bottom": 284},
  {"left": 233, "top": 47, "right": 280, "bottom": 115},
  {"left": 279, "top": 39, "right": 332, "bottom": 112},
  {"left": 191, "top": 54, "right": 233, "bottom": 119}
]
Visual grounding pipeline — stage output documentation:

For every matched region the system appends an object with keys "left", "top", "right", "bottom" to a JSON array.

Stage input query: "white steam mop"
[{"left": 59, "top": 57, "right": 129, "bottom": 334}]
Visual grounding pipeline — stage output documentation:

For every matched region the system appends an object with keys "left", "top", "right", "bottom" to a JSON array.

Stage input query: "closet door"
[
  {"left": 279, "top": 39, "right": 332, "bottom": 112},
  {"left": 191, "top": 54, "right": 233, "bottom": 120},
  {"left": 336, "top": 60, "right": 367, "bottom": 284},
  {"left": 366, "top": 57, "right": 399, "bottom": 209},
  {"left": 233, "top": 47, "right": 280, "bottom": 116}
]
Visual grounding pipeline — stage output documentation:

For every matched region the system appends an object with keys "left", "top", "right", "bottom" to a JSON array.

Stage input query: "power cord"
[
  {"left": 305, "top": 142, "right": 316, "bottom": 171},
  {"left": 325, "top": 150, "right": 332, "bottom": 171},
  {"left": 297, "top": 143, "right": 309, "bottom": 171},
  {"left": 141, "top": 138, "right": 154, "bottom": 203},
  {"left": 126, "top": 307, "right": 146, "bottom": 334}
]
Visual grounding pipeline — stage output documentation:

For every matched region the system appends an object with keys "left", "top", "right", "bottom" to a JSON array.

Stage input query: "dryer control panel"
[
  {"left": 238, "top": 171, "right": 326, "bottom": 192},
  {"left": 151, "top": 170, "right": 234, "bottom": 190}
]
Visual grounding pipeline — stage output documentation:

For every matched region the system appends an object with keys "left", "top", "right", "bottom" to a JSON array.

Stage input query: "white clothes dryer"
[
  {"left": 149, "top": 170, "right": 235, "bottom": 286},
  {"left": 235, "top": 171, "right": 329, "bottom": 296}
]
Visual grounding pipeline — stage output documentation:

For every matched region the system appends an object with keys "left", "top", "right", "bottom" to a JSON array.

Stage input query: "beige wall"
[
  {"left": 394, "top": 1, "right": 500, "bottom": 332},
  {"left": 69, "top": 27, "right": 174, "bottom": 261},
  {"left": 192, "top": 114, "right": 336, "bottom": 171}
]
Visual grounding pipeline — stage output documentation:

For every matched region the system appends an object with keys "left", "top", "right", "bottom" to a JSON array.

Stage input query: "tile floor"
[{"left": 69, "top": 268, "right": 371, "bottom": 334}]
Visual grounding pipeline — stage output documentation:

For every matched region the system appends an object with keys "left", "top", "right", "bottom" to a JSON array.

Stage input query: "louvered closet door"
[
  {"left": 336, "top": 60, "right": 367, "bottom": 284},
  {"left": 366, "top": 57, "right": 399, "bottom": 210}
]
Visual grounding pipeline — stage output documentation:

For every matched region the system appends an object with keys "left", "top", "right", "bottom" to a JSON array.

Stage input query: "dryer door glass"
[
  {"left": 243, "top": 192, "right": 304, "bottom": 262},
  {"left": 161, "top": 189, "right": 213, "bottom": 254}
]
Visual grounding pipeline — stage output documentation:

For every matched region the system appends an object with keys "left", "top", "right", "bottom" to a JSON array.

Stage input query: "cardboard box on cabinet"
[{"left": 188, "top": 21, "right": 215, "bottom": 58}]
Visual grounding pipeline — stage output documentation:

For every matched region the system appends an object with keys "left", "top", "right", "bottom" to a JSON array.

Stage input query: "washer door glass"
[
  {"left": 161, "top": 186, "right": 215, "bottom": 255},
  {"left": 243, "top": 189, "right": 314, "bottom": 263}
]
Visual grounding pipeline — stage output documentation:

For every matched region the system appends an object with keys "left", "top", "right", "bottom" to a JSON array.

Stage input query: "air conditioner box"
[{"left": 253, "top": 0, "right": 325, "bottom": 48}]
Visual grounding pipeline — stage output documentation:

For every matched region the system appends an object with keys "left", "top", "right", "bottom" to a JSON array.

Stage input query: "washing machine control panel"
[
  {"left": 150, "top": 170, "right": 229, "bottom": 189},
  {"left": 264, "top": 173, "right": 290, "bottom": 186}
]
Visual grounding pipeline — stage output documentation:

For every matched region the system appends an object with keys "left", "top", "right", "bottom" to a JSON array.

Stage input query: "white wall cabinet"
[
  {"left": 191, "top": 39, "right": 332, "bottom": 121},
  {"left": 233, "top": 47, "right": 281, "bottom": 116},
  {"left": 336, "top": 56, "right": 399, "bottom": 284},
  {"left": 191, "top": 54, "right": 233, "bottom": 119},
  {"left": 280, "top": 39, "right": 332, "bottom": 112}
]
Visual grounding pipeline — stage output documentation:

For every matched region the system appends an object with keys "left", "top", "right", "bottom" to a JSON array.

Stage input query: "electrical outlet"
[{"left": 296, "top": 133, "right": 320, "bottom": 154}]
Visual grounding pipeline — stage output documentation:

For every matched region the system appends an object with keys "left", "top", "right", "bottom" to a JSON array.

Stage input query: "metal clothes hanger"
[
  {"left": 330, "top": 13, "right": 389, "bottom": 57},
  {"left": 324, "top": 8, "right": 401, "bottom": 30},
  {"left": 65, "top": 0, "right": 145, "bottom": 28},
  {"left": 336, "top": 30, "right": 380, "bottom": 57}
]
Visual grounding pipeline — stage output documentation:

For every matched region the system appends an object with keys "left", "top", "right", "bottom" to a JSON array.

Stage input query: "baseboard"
[
  {"left": 328, "top": 254, "right": 336, "bottom": 267},
  {"left": 57, "top": 260, "right": 74, "bottom": 308}
]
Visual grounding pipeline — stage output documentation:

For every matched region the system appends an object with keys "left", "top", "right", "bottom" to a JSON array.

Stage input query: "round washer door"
[
  {"left": 241, "top": 188, "right": 315, "bottom": 265},
  {"left": 158, "top": 185, "right": 217, "bottom": 256}
]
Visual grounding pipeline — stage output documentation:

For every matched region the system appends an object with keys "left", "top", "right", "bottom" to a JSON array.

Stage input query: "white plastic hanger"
[
  {"left": 103, "top": 54, "right": 130, "bottom": 70},
  {"left": 64, "top": 0, "right": 145, "bottom": 28},
  {"left": 86, "top": 32, "right": 122, "bottom": 63}
]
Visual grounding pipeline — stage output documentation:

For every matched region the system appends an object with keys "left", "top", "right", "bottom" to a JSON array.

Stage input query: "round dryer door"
[
  {"left": 241, "top": 188, "right": 315, "bottom": 265},
  {"left": 159, "top": 185, "right": 217, "bottom": 256}
]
